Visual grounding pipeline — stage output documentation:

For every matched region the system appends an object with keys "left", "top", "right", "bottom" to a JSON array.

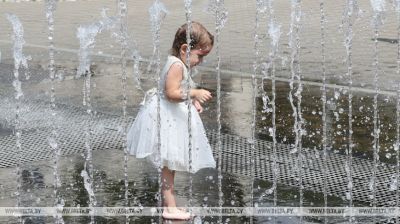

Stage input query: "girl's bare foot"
[{"left": 162, "top": 207, "right": 191, "bottom": 220}]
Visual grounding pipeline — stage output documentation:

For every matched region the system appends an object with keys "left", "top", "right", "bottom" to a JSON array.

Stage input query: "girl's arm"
[
  {"left": 165, "top": 63, "right": 212, "bottom": 103},
  {"left": 165, "top": 63, "right": 185, "bottom": 102}
]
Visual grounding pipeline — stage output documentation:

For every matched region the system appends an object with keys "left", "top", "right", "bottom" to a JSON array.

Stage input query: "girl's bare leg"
[
  {"left": 161, "top": 166, "right": 190, "bottom": 220},
  {"left": 161, "top": 166, "right": 176, "bottom": 207}
]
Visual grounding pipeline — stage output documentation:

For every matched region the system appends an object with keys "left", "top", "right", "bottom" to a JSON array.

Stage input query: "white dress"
[{"left": 127, "top": 55, "right": 216, "bottom": 173}]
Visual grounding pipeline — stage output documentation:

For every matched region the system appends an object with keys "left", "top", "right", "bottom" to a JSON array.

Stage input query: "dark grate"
[{"left": 207, "top": 128, "right": 398, "bottom": 208}]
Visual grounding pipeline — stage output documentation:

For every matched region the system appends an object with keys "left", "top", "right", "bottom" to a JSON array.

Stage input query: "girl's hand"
[
  {"left": 193, "top": 99, "right": 203, "bottom": 113},
  {"left": 191, "top": 89, "right": 212, "bottom": 103}
]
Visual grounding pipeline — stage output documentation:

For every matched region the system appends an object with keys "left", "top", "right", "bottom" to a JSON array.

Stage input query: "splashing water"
[
  {"left": 370, "top": 0, "right": 385, "bottom": 13},
  {"left": 342, "top": 0, "right": 358, "bottom": 221},
  {"left": 132, "top": 57, "right": 143, "bottom": 91},
  {"left": 77, "top": 9, "right": 119, "bottom": 110},
  {"left": 370, "top": 0, "right": 386, "bottom": 25},
  {"left": 268, "top": 21, "right": 281, "bottom": 50},
  {"left": 253, "top": 2, "right": 263, "bottom": 221},
  {"left": 6, "top": 14, "right": 30, "bottom": 224},
  {"left": 206, "top": 0, "right": 228, "bottom": 221},
  {"left": 183, "top": 0, "right": 195, "bottom": 219},
  {"left": 256, "top": 0, "right": 270, "bottom": 14},
  {"left": 80, "top": 169, "right": 96, "bottom": 205},
  {"left": 288, "top": 1, "right": 304, "bottom": 222},
  {"left": 76, "top": 9, "right": 118, "bottom": 78},
  {"left": 147, "top": 0, "right": 168, "bottom": 76},
  {"left": 206, "top": 0, "right": 228, "bottom": 30},
  {"left": 369, "top": 0, "right": 386, "bottom": 212},
  {"left": 45, "top": 0, "right": 65, "bottom": 223},
  {"left": 6, "top": 13, "right": 31, "bottom": 100},
  {"left": 267, "top": 4, "right": 281, "bottom": 221},
  {"left": 253, "top": 1, "right": 273, "bottom": 222},
  {"left": 76, "top": 10, "right": 119, "bottom": 224},
  {"left": 116, "top": 1, "right": 131, "bottom": 223},
  {"left": 319, "top": 0, "right": 328, "bottom": 223},
  {"left": 149, "top": 1, "right": 167, "bottom": 45},
  {"left": 147, "top": 1, "right": 168, "bottom": 222}
]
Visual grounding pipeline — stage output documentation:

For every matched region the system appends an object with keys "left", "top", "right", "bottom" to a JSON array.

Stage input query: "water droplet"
[
  {"left": 390, "top": 175, "right": 398, "bottom": 191},
  {"left": 394, "top": 142, "right": 399, "bottom": 152},
  {"left": 345, "top": 192, "right": 351, "bottom": 200},
  {"left": 268, "top": 128, "right": 273, "bottom": 136},
  {"left": 247, "top": 138, "right": 254, "bottom": 144},
  {"left": 334, "top": 91, "right": 340, "bottom": 99}
]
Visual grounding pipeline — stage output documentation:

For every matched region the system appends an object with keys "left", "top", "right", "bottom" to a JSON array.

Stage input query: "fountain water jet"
[
  {"left": 183, "top": 1, "right": 195, "bottom": 220},
  {"left": 44, "top": 0, "right": 65, "bottom": 223},
  {"left": 116, "top": 0, "right": 130, "bottom": 223},
  {"left": 147, "top": 1, "right": 167, "bottom": 223},
  {"left": 267, "top": 8, "right": 281, "bottom": 223},
  {"left": 287, "top": 1, "right": 304, "bottom": 222},
  {"left": 76, "top": 10, "right": 119, "bottom": 224},
  {"left": 6, "top": 13, "right": 30, "bottom": 223},
  {"left": 370, "top": 1, "right": 385, "bottom": 215},
  {"left": 251, "top": 0, "right": 265, "bottom": 223},
  {"left": 206, "top": 0, "right": 228, "bottom": 223},
  {"left": 342, "top": 0, "right": 358, "bottom": 222},
  {"left": 147, "top": 0, "right": 167, "bottom": 77},
  {"left": 319, "top": 0, "right": 328, "bottom": 223}
]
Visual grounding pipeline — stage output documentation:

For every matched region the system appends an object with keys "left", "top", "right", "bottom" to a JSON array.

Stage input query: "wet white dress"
[{"left": 127, "top": 55, "right": 216, "bottom": 173}]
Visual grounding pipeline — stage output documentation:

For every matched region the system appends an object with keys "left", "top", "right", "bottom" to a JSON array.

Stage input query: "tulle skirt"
[{"left": 127, "top": 95, "right": 216, "bottom": 173}]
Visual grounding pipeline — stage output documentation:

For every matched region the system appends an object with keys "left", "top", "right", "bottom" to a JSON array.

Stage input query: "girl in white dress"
[{"left": 127, "top": 21, "right": 215, "bottom": 220}]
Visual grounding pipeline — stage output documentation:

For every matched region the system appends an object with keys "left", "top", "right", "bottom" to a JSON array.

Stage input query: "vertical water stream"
[
  {"left": 342, "top": 1, "right": 357, "bottom": 221},
  {"left": 76, "top": 11, "right": 118, "bottom": 223},
  {"left": 370, "top": 1, "right": 385, "bottom": 215},
  {"left": 116, "top": 0, "right": 129, "bottom": 223},
  {"left": 206, "top": 1, "right": 227, "bottom": 222},
  {"left": 6, "top": 13, "right": 30, "bottom": 223},
  {"left": 45, "top": 0, "right": 65, "bottom": 223},
  {"left": 148, "top": 1, "right": 167, "bottom": 223},
  {"left": 319, "top": 0, "right": 328, "bottom": 223},
  {"left": 288, "top": 1, "right": 303, "bottom": 222}
]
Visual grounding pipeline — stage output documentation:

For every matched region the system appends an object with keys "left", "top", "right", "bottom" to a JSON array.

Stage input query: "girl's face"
[
  {"left": 189, "top": 47, "right": 211, "bottom": 67},
  {"left": 180, "top": 44, "right": 212, "bottom": 67}
]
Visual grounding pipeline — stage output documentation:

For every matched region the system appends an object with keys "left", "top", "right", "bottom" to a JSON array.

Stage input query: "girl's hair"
[{"left": 170, "top": 21, "right": 214, "bottom": 57}]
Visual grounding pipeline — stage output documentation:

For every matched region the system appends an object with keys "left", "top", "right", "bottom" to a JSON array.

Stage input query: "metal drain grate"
[
  {"left": 0, "top": 100, "right": 129, "bottom": 168},
  {"left": 0, "top": 100, "right": 397, "bottom": 209},
  {"left": 207, "top": 132, "right": 398, "bottom": 208}
]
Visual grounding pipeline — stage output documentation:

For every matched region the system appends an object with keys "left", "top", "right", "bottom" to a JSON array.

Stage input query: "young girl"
[{"left": 127, "top": 22, "right": 216, "bottom": 220}]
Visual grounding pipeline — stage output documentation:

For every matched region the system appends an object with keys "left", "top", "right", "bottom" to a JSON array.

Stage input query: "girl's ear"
[{"left": 180, "top": 44, "right": 188, "bottom": 55}]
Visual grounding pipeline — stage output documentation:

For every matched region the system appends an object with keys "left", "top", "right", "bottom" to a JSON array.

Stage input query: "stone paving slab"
[{"left": 0, "top": 0, "right": 399, "bottom": 91}]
